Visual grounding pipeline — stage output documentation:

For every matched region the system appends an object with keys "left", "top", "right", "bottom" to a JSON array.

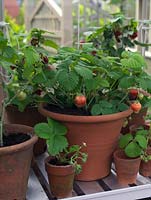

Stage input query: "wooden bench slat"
[
  {"left": 102, "top": 170, "right": 129, "bottom": 190},
  {"left": 76, "top": 181, "right": 104, "bottom": 194},
  {"left": 65, "top": 184, "right": 151, "bottom": 200},
  {"left": 35, "top": 152, "right": 49, "bottom": 181}
]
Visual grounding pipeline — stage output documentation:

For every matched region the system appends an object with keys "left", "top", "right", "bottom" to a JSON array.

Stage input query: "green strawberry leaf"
[
  {"left": 34, "top": 118, "right": 68, "bottom": 156},
  {"left": 125, "top": 141, "right": 142, "bottom": 158},
  {"left": 75, "top": 66, "right": 93, "bottom": 80},
  {"left": 47, "top": 118, "right": 67, "bottom": 136},
  {"left": 47, "top": 135, "right": 68, "bottom": 156},
  {"left": 135, "top": 135, "right": 147, "bottom": 149},
  {"left": 119, "top": 134, "right": 133, "bottom": 149},
  {"left": 91, "top": 104, "right": 102, "bottom": 115},
  {"left": 34, "top": 123, "right": 51, "bottom": 139}
]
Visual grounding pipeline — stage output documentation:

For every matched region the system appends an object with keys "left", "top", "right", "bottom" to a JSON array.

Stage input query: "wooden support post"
[
  {"left": 136, "top": 0, "right": 149, "bottom": 54},
  {"left": 136, "top": 0, "right": 141, "bottom": 52},
  {"left": 149, "top": 0, "right": 151, "bottom": 53},
  {"left": 0, "top": 0, "right": 4, "bottom": 21},
  {"left": 61, "top": 0, "right": 73, "bottom": 46},
  {"left": 24, "top": 0, "right": 35, "bottom": 30}
]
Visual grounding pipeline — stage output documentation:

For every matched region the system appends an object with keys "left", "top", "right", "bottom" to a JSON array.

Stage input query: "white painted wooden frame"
[{"left": 65, "top": 184, "right": 151, "bottom": 200}]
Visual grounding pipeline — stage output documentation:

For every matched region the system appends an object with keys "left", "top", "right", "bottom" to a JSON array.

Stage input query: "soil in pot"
[
  {"left": 0, "top": 124, "right": 38, "bottom": 200},
  {"left": 46, "top": 104, "right": 90, "bottom": 116},
  {"left": 45, "top": 156, "right": 75, "bottom": 199},
  {"left": 3, "top": 133, "right": 30, "bottom": 146},
  {"left": 39, "top": 103, "right": 132, "bottom": 181},
  {"left": 6, "top": 105, "right": 46, "bottom": 156},
  {"left": 114, "top": 149, "right": 141, "bottom": 185}
]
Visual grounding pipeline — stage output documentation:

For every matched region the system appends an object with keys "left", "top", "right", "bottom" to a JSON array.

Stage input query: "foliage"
[
  {"left": 141, "top": 149, "right": 151, "bottom": 162},
  {"left": 38, "top": 43, "right": 151, "bottom": 115},
  {"left": 34, "top": 118, "right": 87, "bottom": 174},
  {"left": 88, "top": 14, "right": 139, "bottom": 57},
  {"left": 72, "top": 1, "right": 111, "bottom": 44},
  {"left": 5, "top": 11, "right": 26, "bottom": 48},
  {"left": 17, "top": 2, "right": 25, "bottom": 26},
  {"left": 0, "top": 28, "right": 58, "bottom": 147},
  {"left": 0, "top": 31, "right": 19, "bottom": 147},
  {"left": 130, "top": 125, "right": 151, "bottom": 162},
  {"left": 105, "top": 0, "right": 135, "bottom": 16},
  {"left": 119, "top": 128, "right": 148, "bottom": 158},
  {"left": 5, "top": 28, "right": 58, "bottom": 112}
]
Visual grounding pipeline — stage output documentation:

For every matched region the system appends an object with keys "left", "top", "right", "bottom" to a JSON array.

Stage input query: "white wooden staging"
[{"left": 27, "top": 152, "right": 151, "bottom": 200}]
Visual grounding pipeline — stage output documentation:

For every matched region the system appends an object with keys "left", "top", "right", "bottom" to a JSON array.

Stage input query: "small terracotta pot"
[
  {"left": 45, "top": 156, "right": 75, "bottom": 199},
  {"left": 39, "top": 103, "right": 132, "bottom": 181},
  {"left": 139, "top": 148, "right": 151, "bottom": 177},
  {"left": 114, "top": 149, "right": 141, "bottom": 185},
  {"left": 6, "top": 105, "right": 46, "bottom": 156},
  {"left": 0, "top": 124, "right": 38, "bottom": 200}
]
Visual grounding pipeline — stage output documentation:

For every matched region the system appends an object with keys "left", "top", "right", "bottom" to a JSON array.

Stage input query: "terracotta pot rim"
[
  {"left": 45, "top": 156, "right": 73, "bottom": 169},
  {"left": 0, "top": 124, "right": 38, "bottom": 155},
  {"left": 113, "top": 149, "right": 140, "bottom": 161},
  {"left": 39, "top": 103, "right": 132, "bottom": 123}
]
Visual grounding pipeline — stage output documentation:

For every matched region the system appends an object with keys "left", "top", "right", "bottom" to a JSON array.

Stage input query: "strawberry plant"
[
  {"left": 119, "top": 129, "right": 148, "bottom": 158},
  {"left": 5, "top": 28, "right": 58, "bottom": 112},
  {"left": 120, "top": 124, "right": 151, "bottom": 159},
  {"left": 0, "top": 29, "right": 58, "bottom": 146},
  {"left": 87, "top": 14, "right": 144, "bottom": 57},
  {"left": 39, "top": 44, "right": 151, "bottom": 116},
  {"left": 34, "top": 118, "right": 87, "bottom": 174}
]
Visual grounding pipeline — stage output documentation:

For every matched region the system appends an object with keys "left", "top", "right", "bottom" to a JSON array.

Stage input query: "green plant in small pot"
[
  {"left": 0, "top": 31, "right": 38, "bottom": 200},
  {"left": 140, "top": 148, "right": 151, "bottom": 177},
  {"left": 114, "top": 129, "right": 148, "bottom": 185},
  {"left": 34, "top": 118, "right": 87, "bottom": 199},
  {"left": 127, "top": 124, "right": 151, "bottom": 177},
  {"left": 136, "top": 125, "right": 151, "bottom": 177}
]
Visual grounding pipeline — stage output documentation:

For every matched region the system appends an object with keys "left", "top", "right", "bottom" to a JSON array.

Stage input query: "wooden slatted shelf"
[{"left": 27, "top": 153, "right": 151, "bottom": 200}]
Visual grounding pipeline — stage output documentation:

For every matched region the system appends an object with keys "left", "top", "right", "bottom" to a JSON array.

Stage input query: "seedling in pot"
[
  {"left": 119, "top": 128, "right": 148, "bottom": 158},
  {"left": 34, "top": 118, "right": 87, "bottom": 174}
]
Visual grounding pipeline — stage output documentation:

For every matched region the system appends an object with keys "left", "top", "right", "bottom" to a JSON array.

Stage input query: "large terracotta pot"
[
  {"left": 45, "top": 156, "right": 75, "bottom": 198},
  {"left": 6, "top": 105, "right": 46, "bottom": 156},
  {"left": 0, "top": 124, "right": 38, "bottom": 200},
  {"left": 39, "top": 103, "right": 132, "bottom": 181},
  {"left": 114, "top": 149, "right": 141, "bottom": 185}
]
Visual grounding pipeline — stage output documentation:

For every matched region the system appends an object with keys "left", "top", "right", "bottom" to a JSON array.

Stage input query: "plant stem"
[
  {"left": 118, "top": 92, "right": 128, "bottom": 105},
  {"left": 41, "top": 71, "right": 64, "bottom": 108}
]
